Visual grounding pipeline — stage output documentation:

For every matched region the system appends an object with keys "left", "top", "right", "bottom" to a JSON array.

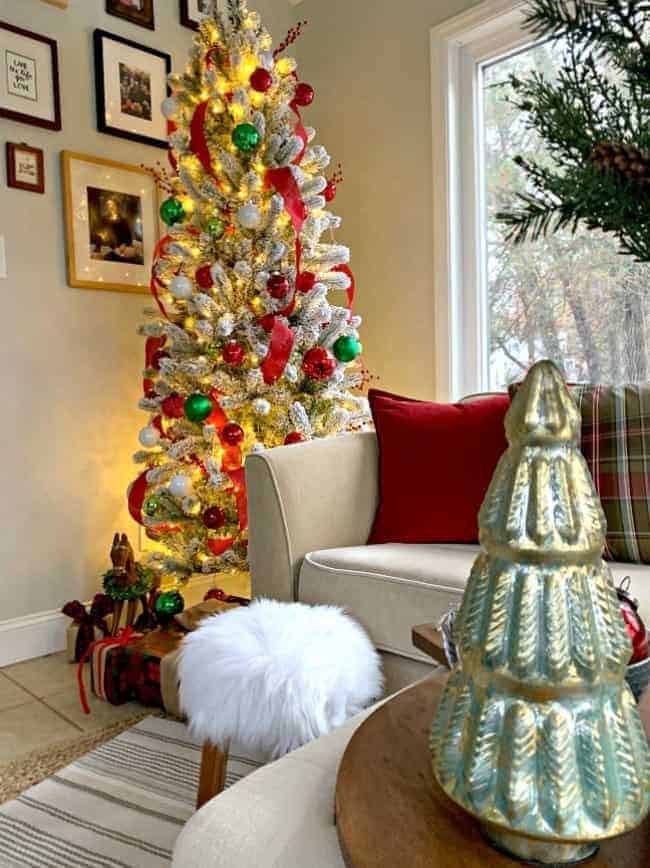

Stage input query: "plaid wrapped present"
[
  {"left": 572, "top": 384, "right": 650, "bottom": 563},
  {"left": 90, "top": 627, "right": 183, "bottom": 709}
]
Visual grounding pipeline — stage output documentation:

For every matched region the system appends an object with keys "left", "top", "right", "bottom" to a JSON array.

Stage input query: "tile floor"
[{"left": 0, "top": 573, "right": 251, "bottom": 764}]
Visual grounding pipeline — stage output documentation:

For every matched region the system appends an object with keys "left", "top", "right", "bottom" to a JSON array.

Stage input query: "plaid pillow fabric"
[{"left": 571, "top": 385, "right": 650, "bottom": 563}]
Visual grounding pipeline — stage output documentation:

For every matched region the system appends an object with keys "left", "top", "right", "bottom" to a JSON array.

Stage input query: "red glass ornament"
[
  {"left": 161, "top": 394, "right": 186, "bottom": 418},
  {"left": 284, "top": 431, "right": 306, "bottom": 445},
  {"left": 204, "top": 587, "right": 226, "bottom": 601},
  {"left": 293, "top": 82, "right": 314, "bottom": 107},
  {"left": 220, "top": 422, "right": 244, "bottom": 446},
  {"left": 267, "top": 273, "right": 290, "bottom": 299},
  {"left": 222, "top": 341, "right": 246, "bottom": 366},
  {"left": 618, "top": 587, "right": 649, "bottom": 664},
  {"left": 302, "top": 347, "right": 336, "bottom": 381},
  {"left": 195, "top": 265, "right": 214, "bottom": 289},
  {"left": 296, "top": 271, "right": 316, "bottom": 293},
  {"left": 150, "top": 349, "right": 169, "bottom": 371},
  {"left": 324, "top": 180, "right": 337, "bottom": 202},
  {"left": 250, "top": 67, "right": 273, "bottom": 93},
  {"left": 203, "top": 506, "right": 226, "bottom": 530}
]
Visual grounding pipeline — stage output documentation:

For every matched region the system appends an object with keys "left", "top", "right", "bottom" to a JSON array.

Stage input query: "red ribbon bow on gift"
[
  {"left": 76, "top": 626, "right": 141, "bottom": 715},
  {"left": 62, "top": 594, "right": 114, "bottom": 663}
]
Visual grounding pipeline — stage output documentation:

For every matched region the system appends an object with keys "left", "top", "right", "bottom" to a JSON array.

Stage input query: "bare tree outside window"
[{"left": 483, "top": 41, "right": 649, "bottom": 390}]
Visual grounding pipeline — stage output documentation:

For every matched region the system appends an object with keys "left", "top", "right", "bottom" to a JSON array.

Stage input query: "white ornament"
[
  {"left": 161, "top": 96, "right": 180, "bottom": 120},
  {"left": 170, "top": 275, "right": 193, "bottom": 299},
  {"left": 139, "top": 425, "right": 160, "bottom": 448},
  {"left": 252, "top": 398, "right": 271, "bottom": 416},
  {"left": 238, "top": 203, "right": 262, "bottom": 230},
  {"left": 169, "top": 473, "right": 193, "bottom": 498}
]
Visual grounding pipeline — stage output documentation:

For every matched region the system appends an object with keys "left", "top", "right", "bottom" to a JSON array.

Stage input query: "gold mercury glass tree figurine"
[{"left": 430, "top": 360, "right": 650, "bottom": 864}]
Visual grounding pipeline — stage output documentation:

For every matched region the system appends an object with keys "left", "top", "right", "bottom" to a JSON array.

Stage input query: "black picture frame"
[
  {"left": 0, "top": 21, "right": 62, "bottom": 131},
  {"left": 106, "top": 0, "right": 155, "bottom": 31},
  {"left": 180, "top": 0, "right": 210, "bottom": 31},
  {"left": 93, "top": 29, "right": 171, "bottom": 150}
]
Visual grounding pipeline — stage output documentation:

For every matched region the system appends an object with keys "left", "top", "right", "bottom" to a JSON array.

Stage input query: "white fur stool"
[{"left": 178, "top": 598, "right": 383, "bottom": 807}]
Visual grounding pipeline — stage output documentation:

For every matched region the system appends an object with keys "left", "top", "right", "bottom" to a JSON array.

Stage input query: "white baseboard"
[
  {"left": 0, "top": 609, "right": 67, "bottom": 667},
  {"left": 0, "top": 572, "right": 249, "bottom": 667}
]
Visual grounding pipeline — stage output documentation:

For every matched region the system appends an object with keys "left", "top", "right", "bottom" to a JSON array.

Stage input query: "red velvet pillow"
[{"left": 368, "top": 389, "right": 510, "bottom": 544}]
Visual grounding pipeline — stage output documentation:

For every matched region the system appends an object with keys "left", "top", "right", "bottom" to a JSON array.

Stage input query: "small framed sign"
[
  {"left": 94, "top": 29, "right": 171, "bottom": 149},
  {"left": 0, "top": 22, "right": 62, "bottom": 131},
  {"left": 62, "top": 150, "right": 161, "bottom": 294},
  {"left": 106, "top": 0, "right": 156, "bottom": 31},
  {"left": 6, "top": 142, "right": 45, "bottom": 193},
  {"left": 180, "top": 0, "right": 215, "bottom": 31}
]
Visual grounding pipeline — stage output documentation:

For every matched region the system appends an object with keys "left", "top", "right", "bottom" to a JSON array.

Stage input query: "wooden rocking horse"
[{"left": 108, "top": 533, "right": 159, "bottom": 634}]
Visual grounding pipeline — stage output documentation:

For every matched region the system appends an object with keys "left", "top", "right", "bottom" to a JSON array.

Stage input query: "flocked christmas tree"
[
  {"left": 430, "top": 361, "right": 649, "bottom": 863},
  {"left": 128, "top": 0, "right": 369, "bottom": 583}
]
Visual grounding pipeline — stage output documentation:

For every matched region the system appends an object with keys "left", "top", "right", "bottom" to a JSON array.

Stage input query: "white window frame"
[{"left": 430, "top": 0, "right": 533, "bottom": 400}]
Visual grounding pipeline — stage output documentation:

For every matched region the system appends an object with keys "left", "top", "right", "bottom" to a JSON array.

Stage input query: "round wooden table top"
[{"left": 335, "top": 676, "right": 650, "bottom": 868}]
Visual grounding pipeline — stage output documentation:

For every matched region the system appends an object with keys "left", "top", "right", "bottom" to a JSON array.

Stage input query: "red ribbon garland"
[
  {"left": 150, "top": 235, "right": 173, "bottom": 319},
  {"left": 207, "top": 538, "right": 236, "bottom": 557},
  {"left": 261, "top": 318, "right": 295, "bottom": 385},
  {"left": 143, "top": 336, "right": 166, "bottom": 397},
  {"left": 227, "top": 468, "right": 248, "bottom": 531},
  {"left": 289, "top": 101, "right": 308, "bottom": 165},
  {"left": 190, "top": 101, "right": 219, "bottom": 183},
  {"left": 167, "top": 120, "right": 178, "bottom": 172},
  {"left": 77, "top": 626, "right": 141, "bottom": 715},
  {"left": 331, "top": 264, "right": 356, "bottom": 317}
]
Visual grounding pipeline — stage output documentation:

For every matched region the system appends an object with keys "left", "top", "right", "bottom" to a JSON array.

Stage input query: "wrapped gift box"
[{"left": 89, "top": 598, "right": 244, "bottom": 713}]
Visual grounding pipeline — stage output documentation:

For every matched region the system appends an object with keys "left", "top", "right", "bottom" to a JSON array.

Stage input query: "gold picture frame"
[{"left": 62, "top": 150, "right": 160, "bottom": 294}]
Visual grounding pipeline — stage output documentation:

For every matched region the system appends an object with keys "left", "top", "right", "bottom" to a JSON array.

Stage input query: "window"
[{"left": 431, "top": 0, "right": 649, "bottom": 399}]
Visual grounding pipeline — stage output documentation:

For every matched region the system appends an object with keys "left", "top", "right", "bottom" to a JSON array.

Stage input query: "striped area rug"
[{"left": 0, "top": 716, "right": 265, "bottom": 867}]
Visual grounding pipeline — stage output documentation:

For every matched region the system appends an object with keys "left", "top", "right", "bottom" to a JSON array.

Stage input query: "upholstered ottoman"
[{"left": 178, "top": 598, "right": 383, "bottom": 807}]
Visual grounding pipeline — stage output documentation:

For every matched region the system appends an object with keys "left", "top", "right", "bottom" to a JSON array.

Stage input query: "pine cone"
[{"left": 589, "top": 141, "right": 650, "bottom": 185}]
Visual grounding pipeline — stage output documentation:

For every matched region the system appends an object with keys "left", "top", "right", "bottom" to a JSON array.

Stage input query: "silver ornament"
[
  {"left": 237, "top": 202, "right": 262, "bottom": 230},
  {"left": 168, "top": 473, "right": 193, "bottom": 497},
  {"left": 252, "top": 398, "right": 271, "bottom": 416},
  {"left": 139, "top": 425, "right": 160, "bottom": 447}
]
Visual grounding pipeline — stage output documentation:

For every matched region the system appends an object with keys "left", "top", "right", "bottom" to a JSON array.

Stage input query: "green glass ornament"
[
  {"left": 232, "top": 123, "right": 261, "bottom": 153},
  {"left": 333, "top": 335, "right": 362, "bottom": 362},
  {"left": 155, "top": 589, "right": 184, "bottom": 618},
  {"left": 160, "top": 197, "right": 185, "bottom": 226},
  {"left": 184, "top": 393, "right": 214, "bottom": 423},
  {"left": 206, "top": 218, "right": 225, "bottom": 239},
  {"left": 143, "top": 496, "right": 159, "bottom": 517}
]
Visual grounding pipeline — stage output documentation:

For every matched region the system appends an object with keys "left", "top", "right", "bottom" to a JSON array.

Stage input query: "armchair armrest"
[{"left": 245, "top": 431, "right": 379, "bottom": 601}]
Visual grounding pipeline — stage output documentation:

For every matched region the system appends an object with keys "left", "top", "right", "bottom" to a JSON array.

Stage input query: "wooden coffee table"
[{"left": 335, "top": 675, "right": 650, "bottom": 867}]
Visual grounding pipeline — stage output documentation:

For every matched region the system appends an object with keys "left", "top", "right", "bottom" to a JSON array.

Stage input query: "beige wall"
[
  {"left": 296, "top": 0, "right": 481, "bottom": 399},
  {"left": 0, "top": 0, "right": 292, "bottom": 623}
]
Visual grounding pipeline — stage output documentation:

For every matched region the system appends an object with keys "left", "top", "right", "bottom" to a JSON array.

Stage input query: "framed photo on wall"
[
  {"left": 6, "top": 142, "right": 45, "bottom": 193},
  {"left": 94, "top": 29, "right": 171, "bottom": 149},
  {"left": 180, "top": 0, "right": 218, "bottom": 31},
  {"left": 0, "top": 22, "right": 61, "bottom": 130},
  {"left": 62, "top": 151, "right": 160, "bottom": 293},
  {"left": 106, "top": 0, "right": 156, "bottom": 31}
]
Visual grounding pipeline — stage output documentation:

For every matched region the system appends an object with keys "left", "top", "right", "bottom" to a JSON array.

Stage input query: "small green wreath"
[{"left": 102, "top": 563, "right": 154, "bottom": 602}]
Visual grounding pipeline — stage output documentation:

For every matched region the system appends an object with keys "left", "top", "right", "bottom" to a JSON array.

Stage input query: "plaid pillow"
[{"left": 571, "top": 385, "right": 650, "bottom": 564}]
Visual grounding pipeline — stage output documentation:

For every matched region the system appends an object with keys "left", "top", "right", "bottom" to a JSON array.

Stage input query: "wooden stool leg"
[{"left": 197, "top": 741, "right": 229, "bottom": 808}]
